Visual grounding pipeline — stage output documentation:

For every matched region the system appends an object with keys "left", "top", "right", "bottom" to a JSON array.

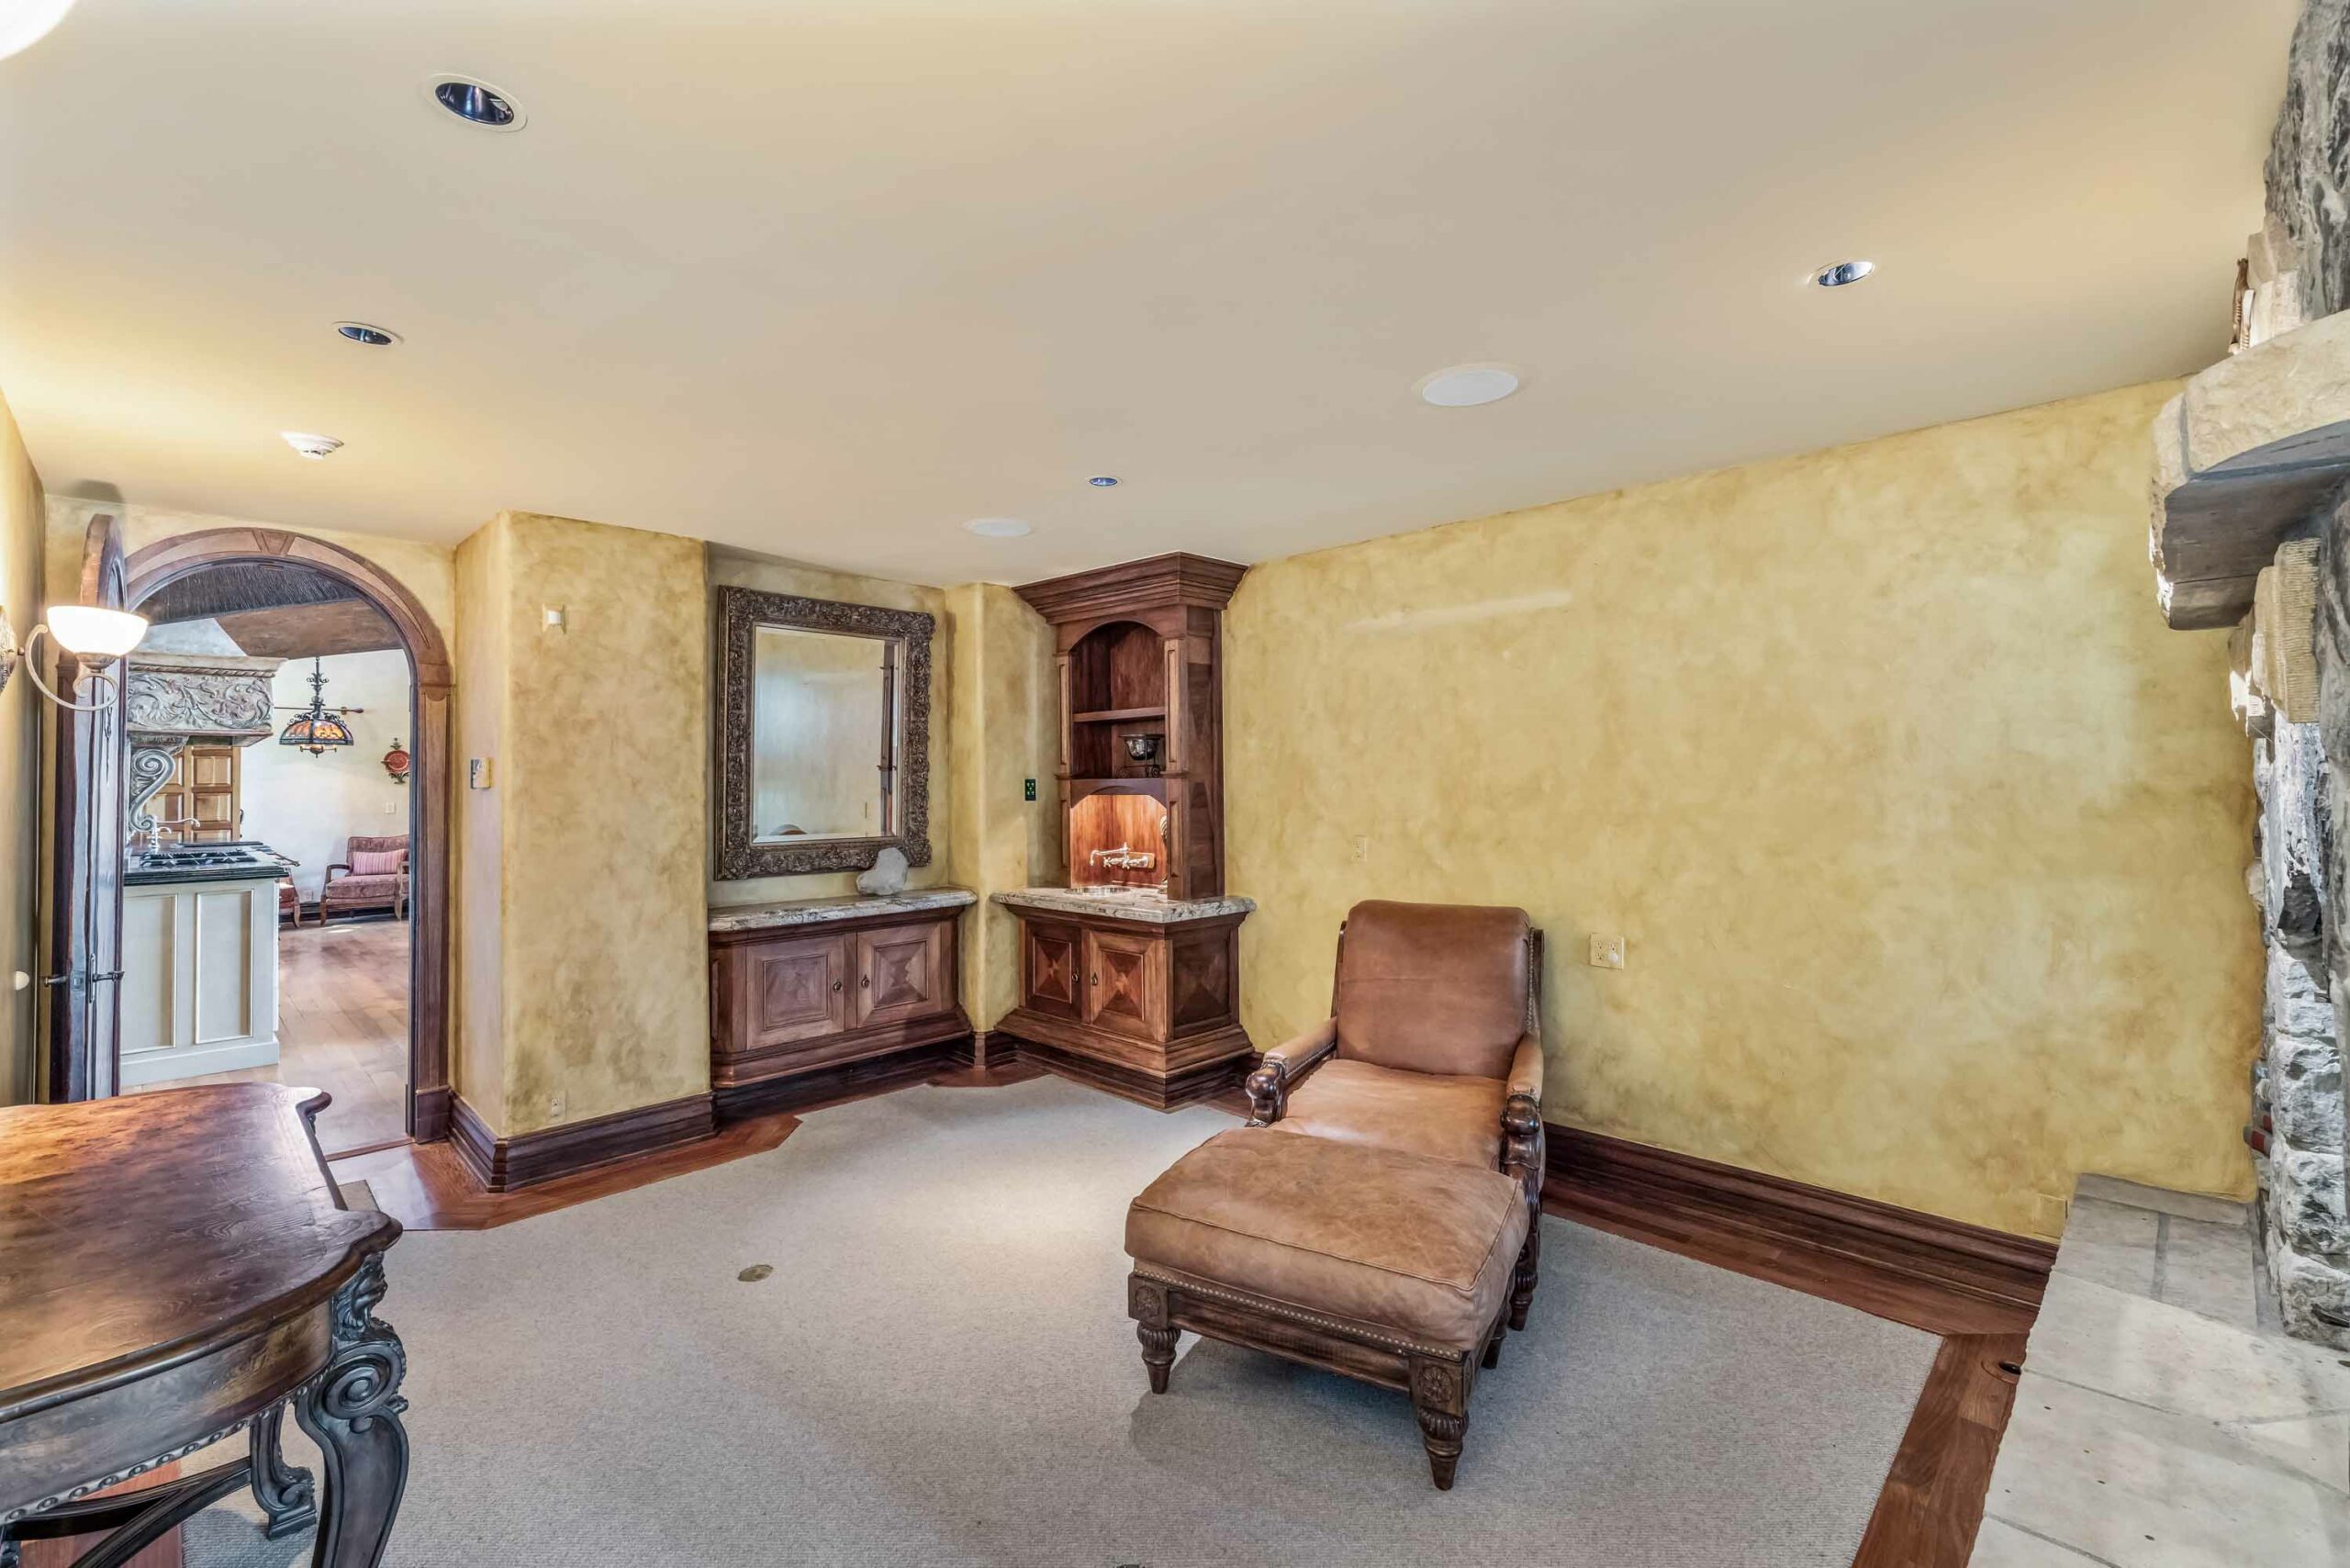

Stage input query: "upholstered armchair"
[
  {"left": 1247, "top": 900, "right": 1546, "bottom": 1327},
  {"left": 321, "top": 834, "right": 410, "bottom": 924}
]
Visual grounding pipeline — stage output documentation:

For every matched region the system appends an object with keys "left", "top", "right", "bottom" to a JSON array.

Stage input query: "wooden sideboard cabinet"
[{"left": 708, "top": 890, "right": 975, "bottom": 1118}]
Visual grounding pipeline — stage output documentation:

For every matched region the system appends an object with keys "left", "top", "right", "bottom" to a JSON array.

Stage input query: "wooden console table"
[{"left": 0, "top": 1085, "right": 409, "bottom": 1567}]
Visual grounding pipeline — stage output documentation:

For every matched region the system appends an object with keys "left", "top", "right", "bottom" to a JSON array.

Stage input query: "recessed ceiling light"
[
  {"left": 333, "top": 322, "right": 400, "bottom": 347},
  {"left": 425, "top": 75, "right": 525, "bottom": 131},
  {"left": 965, "top": 517, "right": 1031, "bottom": 538},
  {"left": 0, "top": 0, "right": 76, "bottom": 62},
  {"left": 281, "top": 431, "right": 343, "bottom": 460},
  {"left": 1813, "top": 259, "right": 1875, "bottom": 288},
  {"left": 1416, "top": 364, "right": 1520, "bottom": 408},
  {"left": 1088, "top": 476, "right": 1120, "bottom": 488}
]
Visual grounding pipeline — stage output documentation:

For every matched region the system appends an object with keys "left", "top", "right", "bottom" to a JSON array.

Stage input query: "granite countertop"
[
  {"left": 708, "top": 886, "right": 977, "bottom": 933},
  {"left": 990, "top": 886, "right": 1256, "bottom": 924}
]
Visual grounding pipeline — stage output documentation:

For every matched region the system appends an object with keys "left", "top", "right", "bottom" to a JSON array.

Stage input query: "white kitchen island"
[{"left": 118, "top": 845, "right": 283, "bottom": 1087}]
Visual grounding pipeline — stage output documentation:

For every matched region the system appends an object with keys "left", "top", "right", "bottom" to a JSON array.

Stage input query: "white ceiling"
[{"left": 0, "top": 0, "right": 2302, "bottom": 586}]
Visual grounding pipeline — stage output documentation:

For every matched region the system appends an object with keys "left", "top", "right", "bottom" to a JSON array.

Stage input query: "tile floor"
[
  {"left": 126, "top": 915, "right": 409, "bottom": 1155},
  {"left": 1971, "top": 1174, "right": 2350, "bottom": 1565}
]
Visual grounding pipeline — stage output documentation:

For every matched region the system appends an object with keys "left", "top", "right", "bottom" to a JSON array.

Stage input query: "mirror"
[
  {"left": 751, "top": 625, "right": 896, "bottom": 842},
  {"left": 715, "top": 588, "right": 933, "bottom": 879}
]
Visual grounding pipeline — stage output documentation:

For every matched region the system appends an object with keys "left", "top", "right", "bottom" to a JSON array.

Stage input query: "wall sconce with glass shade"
[
  {"left": 0, "top": 0, "right": 77, "bottom": 61},
  {"left": 0, "top": 603, "right": 151, "bottom": 711}
]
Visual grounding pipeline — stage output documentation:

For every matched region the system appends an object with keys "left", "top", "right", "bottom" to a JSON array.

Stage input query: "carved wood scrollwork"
[{"left": 713, "top": 587, "right": 934, "bottom": 879}]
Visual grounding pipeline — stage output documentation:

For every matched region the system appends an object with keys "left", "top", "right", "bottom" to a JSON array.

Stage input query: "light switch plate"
[
  {"left": 469, "top": 757, "right": 494, "bottom": 790},
  {"left": 1588, "top": 934, "right": 1626, "bottom": 969}
]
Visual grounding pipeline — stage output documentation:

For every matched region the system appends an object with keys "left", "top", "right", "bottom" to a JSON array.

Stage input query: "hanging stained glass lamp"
[{"left": 278, "top": 657, "right": 357, "bottom": 756}]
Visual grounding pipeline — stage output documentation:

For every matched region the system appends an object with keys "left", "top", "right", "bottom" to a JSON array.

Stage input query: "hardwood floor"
[{"left": 128, "top": 916, "right": 409, "bottom": 1157}]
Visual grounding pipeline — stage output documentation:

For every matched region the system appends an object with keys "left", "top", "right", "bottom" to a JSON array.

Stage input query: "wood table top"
[{"left": 0, "top": 1084, "right": 398, "bottom": 1423}]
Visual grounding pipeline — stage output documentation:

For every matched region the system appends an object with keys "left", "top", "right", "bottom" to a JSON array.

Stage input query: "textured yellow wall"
[
  {"left": 706, "top": 551, "right": 955, "bottom": 908},
  {"left": 944, "top": 584, "right": 1060, "bottom": 1028},
  {"left": 0, "top": 392, "right": 44, "bottom": 1103},
  {"left": 488, "top": 512, "right": 711, "bottom": 1134},
  {"left": 1225, "top": 382, "right": 2259, "bottom": 1237},
  {"left": 452, "top": 520, "right": 509, "bottom": 1127}
]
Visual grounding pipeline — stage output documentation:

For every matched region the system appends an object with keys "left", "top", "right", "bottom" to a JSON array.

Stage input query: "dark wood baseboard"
[
  {"left": 409, "top": 1084, "right": 452, "bottom": 1144},
  {"left": 1544, "top": 1126, "right": 2054, "bottom": 1334},
  {"left": 448, "top": 1091, "right": 716, "bottom": 1193},
  {"left": 953, "top": 1029, "right": 1021, "bottom": 1070},
  {"left": 712, "top": 1039, "right": 963, "bottom": 1121},
  {"left": 1007, "top": 1032, "right": 1248, "bottom": 1110}
]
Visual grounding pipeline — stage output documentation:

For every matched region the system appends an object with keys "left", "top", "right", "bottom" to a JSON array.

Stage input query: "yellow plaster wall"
[
  {"left": 944, "top": 584, "right": 1060, "bottom": 1028},
  {"left": 452, "top": 520, "right": 509, "bottom": 1127},
  {"left": 706, "top": 551, "right": 955, "bottom": 908},
  {"left": 490, "top": 512, "right": 710, "bottom": 1133},
  {"left": 0, "top": 392, "right": 44, "bottom": 1103},
  {"left": 1224, "top": 381, "right": 2259, "bottom": 1237}
]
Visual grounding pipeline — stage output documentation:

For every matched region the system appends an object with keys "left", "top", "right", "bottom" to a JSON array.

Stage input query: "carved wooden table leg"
[
  {"left": 1408, "top": 1355, "right": 1469, "bottom": 1491},
  {"left": 249, "top": 1403, "right": 317, "bottom": 1539},
  {"left": 291, "top": 1257, "right": 409, "bottom": 1568},
  {"left": 1128, "top": 1276, "right": 1180, "bottom": 1394}
]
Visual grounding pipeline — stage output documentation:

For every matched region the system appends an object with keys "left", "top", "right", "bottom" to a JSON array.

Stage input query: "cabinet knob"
[
  {"left": 831, "top": 979, "right": 842, "bottom": 992},
  {"left": 860, "top": 975, "right": 870, "bottom": 989},
  {"left": 1090, "top": 973, "right": 1100, "bottom": 985}
]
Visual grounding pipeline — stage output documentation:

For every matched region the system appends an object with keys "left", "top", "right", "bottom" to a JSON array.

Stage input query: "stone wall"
[
  {"left": 2266, "top": 0, "right": 2350, "bottom": 321},
  {"left": 2248, "top": 707, "right": 2350, "bottom": 1342}
]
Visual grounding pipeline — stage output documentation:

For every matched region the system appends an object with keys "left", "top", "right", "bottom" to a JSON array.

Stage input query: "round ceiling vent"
[
  {"left": 964, "top": 517, "right": 1031, "bottom": 538},
  {"left": 424, "top": 75, "right": 526, "bottom": 131},
  {"left": 1416, "top": 364, "right": 1521, "bottom": 408}
]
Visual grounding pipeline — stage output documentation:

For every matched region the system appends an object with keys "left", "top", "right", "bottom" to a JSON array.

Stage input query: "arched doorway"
[{"left": 118, "top": 527, "right": 453, "bottom": 1141}]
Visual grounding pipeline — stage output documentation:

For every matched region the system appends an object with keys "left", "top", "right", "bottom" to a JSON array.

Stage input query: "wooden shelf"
[{"left": 1070, "top": 706, "right": 1167, "bottom": 724}]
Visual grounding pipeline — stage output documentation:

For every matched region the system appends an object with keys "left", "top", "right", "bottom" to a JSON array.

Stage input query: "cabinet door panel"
[
  {"left": 1023, "top": 921, "right": 1081, "bottom": 1020},
  {"left": 740, "top": 935, "right": 848, "bottom": 1050},
  {"left": 855, "top": 920, "right": 951, "bottom": 1027},
  {"left": 1082, "top": 927, "right": 1163, "bottom": 1043}
]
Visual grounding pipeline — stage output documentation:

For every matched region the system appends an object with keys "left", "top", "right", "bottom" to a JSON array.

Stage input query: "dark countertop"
[{"left": 124, "top": 840, "right": 289, "bottom": 888}]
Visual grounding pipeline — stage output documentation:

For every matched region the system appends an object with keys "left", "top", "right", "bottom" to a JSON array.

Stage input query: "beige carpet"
[{"left": 185, "top": 1075, "right": 1935, "bottom": 1565}]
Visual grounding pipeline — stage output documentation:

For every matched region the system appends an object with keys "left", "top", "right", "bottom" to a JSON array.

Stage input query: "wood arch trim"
[
  {"left": 121, "top": 527, "right": 455, "bottom": 1143},
  {"left": 124, "top": 528, "right": 451, "bottom": 688}
]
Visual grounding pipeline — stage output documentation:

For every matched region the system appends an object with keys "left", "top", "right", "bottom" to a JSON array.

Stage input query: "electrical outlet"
[
  {"left": 2032, "top": 1193, "right": 2070, "bottom": 1238},
  {"left": 1587, "top": 934, "right": 1626, "bottom": 969},
  {"left": 1351, "top": 835, "right": 1369, "bottom": 863}
]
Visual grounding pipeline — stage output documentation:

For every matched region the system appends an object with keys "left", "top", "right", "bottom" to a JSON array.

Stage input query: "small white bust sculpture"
[{"left": 856, "top": 846, "right": 910, "bottom": 896}]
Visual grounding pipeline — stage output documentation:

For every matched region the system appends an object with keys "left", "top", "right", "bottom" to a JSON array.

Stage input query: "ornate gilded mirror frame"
[{"left": 713, "top": 586, "right": 934, "bottom": 879}]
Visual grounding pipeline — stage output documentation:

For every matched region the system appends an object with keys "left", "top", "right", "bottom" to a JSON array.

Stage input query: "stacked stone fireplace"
[{"left": 2146, "top": 0, "right": 2350, "bottom": 1347}]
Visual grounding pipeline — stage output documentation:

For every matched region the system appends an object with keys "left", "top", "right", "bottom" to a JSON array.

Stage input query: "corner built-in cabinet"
[
  {"left": 993, "top": 553, "right": 1255, "bottom": 1109},
  {"left": 708, "top": 890, "right": 974, "bottom": 1116}
]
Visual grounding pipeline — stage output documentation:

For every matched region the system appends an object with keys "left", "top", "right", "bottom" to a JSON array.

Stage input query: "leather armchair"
[{"left": 1247, "top": 900, "right": 1547, "bottom": 1327}]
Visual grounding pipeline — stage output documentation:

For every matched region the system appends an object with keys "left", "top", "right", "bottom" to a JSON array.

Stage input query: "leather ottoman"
[{"left": 1124, "top": 1127, "right": 1530, "bottom": 1488}]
